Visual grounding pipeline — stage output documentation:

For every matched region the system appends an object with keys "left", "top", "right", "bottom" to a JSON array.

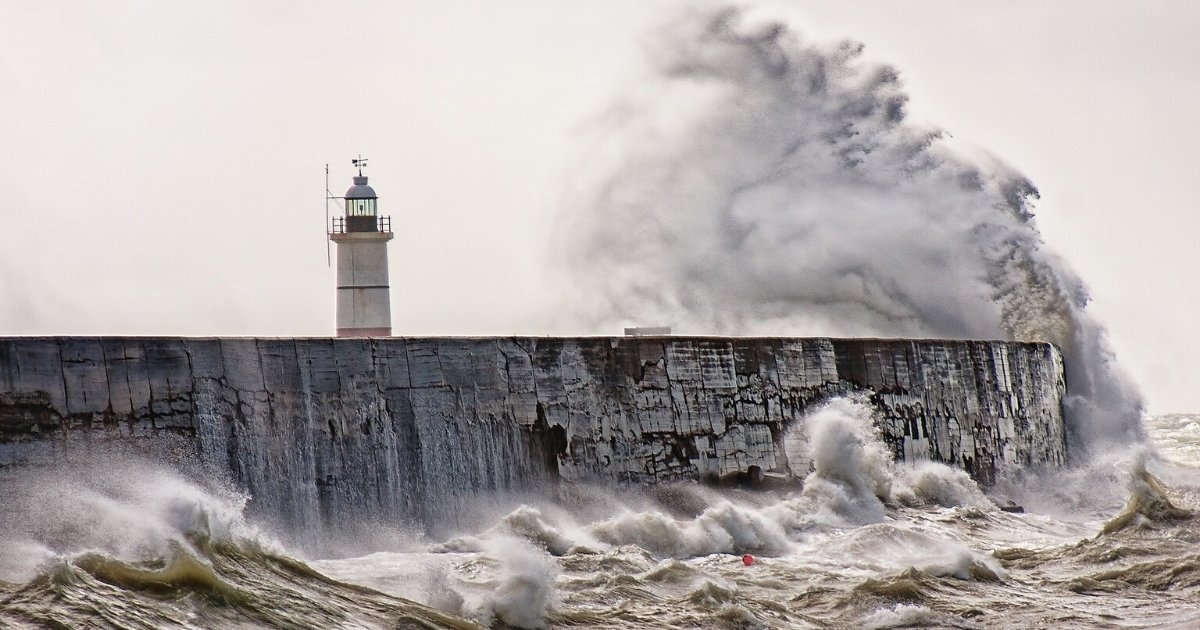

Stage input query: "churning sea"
[{"left": 2, "top": 405, "right": 1199, "bottom": 629}]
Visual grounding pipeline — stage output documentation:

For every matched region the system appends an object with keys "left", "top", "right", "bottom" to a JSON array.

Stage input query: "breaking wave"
[
  {"left": 557, "top": 3, "right": 1142, "bottom": 457},
  {"left": 0, "top": 456, "right": 474, "bottom": 630},
  {"left": 1099, "top": 455, "right": 1194, "bottom": 535},
  {"left": 5, "top": 412, "right": 1198, "bottom": 628}
]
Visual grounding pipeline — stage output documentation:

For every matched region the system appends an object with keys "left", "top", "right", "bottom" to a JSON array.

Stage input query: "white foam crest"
[
  {"left": 0, "top": 540, "right": 54, "bottom": 584},
  {"left": 472, "top": 537, "right": 558, "bottom": 630},
  {"left": 494, "top": 505, "right": 581, "bottom": 556},
  {"left": 713, "top": 603, "right": 767, "bottom": 630},
  {"left": 823, "top": 521, "right": 1003, "bottom": 583},
  {"left": 436, "top": 484, "right": 797, "bottom": 563},
  {"left": 791, "top": 397, "right": 994, "bottom": 518},
  {"left": 434, "top": 503, "right": 599, "bottom": 557},
  {"left": 312, "top": 549, "right": 472, "bottom": 617},
  {"left": 421, "top": 564, "right": 469, "bottom": 618},
  {"left": 1146, "top": 413, "right": 1200, "bottom": 471},
  {"left": 1146, "top": 449, "right": 1200, "bottom": 502},
  {"left": 587, "top": 496, "right": 793, "bottom": 559},
  {"left": 412, "top": 506, "right": 567, "bottom": 626},
  {"left": 317, "top": 536, "right": 556, "bottom": 628},
  {"left": 693, "top": 500, "right": 793, "bottom": 554},
  {"left": 0, "top": 456, "right": 263, "bottom": 582},
  {"left": 798, "top": 398, "right": 892, "bottom": 524},
  {"left": 431, "top": 534, "right": 486, "bottom": 554},
  {"left": 915, "top": 545, "right": 1004, "bottom": 581},
  {"left": 862, "top": 603, "right": 978, "bottom": 630},
  {"left": 588, "top": 509, "right": 717, "bottom": 558},
  {"left": 892, "top": 460, "right": 993, "bottom": 509}
]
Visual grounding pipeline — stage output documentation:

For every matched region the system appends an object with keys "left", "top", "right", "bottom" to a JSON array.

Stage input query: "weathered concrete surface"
[{"left": 0, "top": 336, "right": 1065, "bottom": 530}]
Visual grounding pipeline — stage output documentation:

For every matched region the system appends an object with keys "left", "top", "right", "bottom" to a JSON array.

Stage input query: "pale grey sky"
[{"left": 1, "top": 1, "right": 1196, "bottom": 412}]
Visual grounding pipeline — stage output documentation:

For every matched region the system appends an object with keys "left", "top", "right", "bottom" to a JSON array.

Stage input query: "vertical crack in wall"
[{"left": 54, "top": 338, "right": 69, "bottom": 432}]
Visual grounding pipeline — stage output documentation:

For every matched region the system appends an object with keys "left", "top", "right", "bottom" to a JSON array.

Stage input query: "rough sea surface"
[{"left": 2, "top": 404, "right": 1197, "bottom": 629}]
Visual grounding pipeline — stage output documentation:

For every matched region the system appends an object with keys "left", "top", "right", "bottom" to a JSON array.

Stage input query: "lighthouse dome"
[{"left": 345, "top": 175, "right": 377, "bottom": 199}]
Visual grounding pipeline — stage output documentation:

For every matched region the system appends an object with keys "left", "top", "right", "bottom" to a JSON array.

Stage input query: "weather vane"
[{"left": 352, "top": 155, "right": 368, "bottom": 176}]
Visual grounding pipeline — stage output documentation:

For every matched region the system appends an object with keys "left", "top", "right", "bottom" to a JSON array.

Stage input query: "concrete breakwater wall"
[{"left": 0, "top": 336, "right": 1066, "bottom": 531}]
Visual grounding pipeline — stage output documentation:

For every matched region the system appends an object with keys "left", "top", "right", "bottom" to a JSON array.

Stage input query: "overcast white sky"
[{"left": 1, "top": 1, "right": 1196, "bottom": 412}]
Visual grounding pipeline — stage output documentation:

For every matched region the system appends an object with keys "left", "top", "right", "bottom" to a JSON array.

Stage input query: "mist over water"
[
  {"left": 317, "top": 407, "right": 1200, "bottom": 629},
  {"left": 557, "top": 5, "right": 1142, "bottom": 456},
  {"left": 3, "top": 410, "right": 1199, "bottom": 628}
]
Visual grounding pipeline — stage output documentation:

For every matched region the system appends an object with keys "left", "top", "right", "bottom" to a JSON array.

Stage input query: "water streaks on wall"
[{"left": 0, "top": 336, "right": 1065, "bottom": 533}]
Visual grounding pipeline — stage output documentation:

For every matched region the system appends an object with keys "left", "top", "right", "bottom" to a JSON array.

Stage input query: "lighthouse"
[{"left": 329, "top": 158, "right": 394, "bottom": 336}]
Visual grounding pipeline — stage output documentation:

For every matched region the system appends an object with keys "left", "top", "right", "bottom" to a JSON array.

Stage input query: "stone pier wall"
[{"left": 0, "top": 336, "right": 1066, "bottom": 529}]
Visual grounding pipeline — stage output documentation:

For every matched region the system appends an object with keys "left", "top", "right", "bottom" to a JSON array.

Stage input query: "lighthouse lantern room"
[{"left": 329, "top": 157, "right": 394, "bottom": 336}]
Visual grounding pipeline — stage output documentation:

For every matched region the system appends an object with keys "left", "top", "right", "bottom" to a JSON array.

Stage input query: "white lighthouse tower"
[{"left": 329, "top": 158, "right": 394, "bottom": 336}]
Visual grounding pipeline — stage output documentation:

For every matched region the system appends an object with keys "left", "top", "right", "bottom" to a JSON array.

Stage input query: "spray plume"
[{"left": 557, "top": 5, "right": 1142, "bottom": 454}]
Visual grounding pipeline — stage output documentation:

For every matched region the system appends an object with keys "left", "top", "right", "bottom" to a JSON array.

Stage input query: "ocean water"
[{"left": 2, "top": 402, "right": 1198, "bottom": 629}]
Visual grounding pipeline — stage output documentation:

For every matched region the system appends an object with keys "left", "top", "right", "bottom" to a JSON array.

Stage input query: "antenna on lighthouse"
[
  {"left": 324, "top": 163, "right": 346, "bottom": 267},
  {"left": 324, "top": 164, "right": 331, "bottom": 266}
]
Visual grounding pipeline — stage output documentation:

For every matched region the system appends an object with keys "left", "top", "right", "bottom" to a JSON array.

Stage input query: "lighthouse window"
[{"left": 347, "top": 199, "right": 377, "bottom": 216}]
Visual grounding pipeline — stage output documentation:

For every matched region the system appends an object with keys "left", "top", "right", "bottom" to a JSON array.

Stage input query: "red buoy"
[{"left": 742, "top": 554, "right": 754, "bottom": 566}]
